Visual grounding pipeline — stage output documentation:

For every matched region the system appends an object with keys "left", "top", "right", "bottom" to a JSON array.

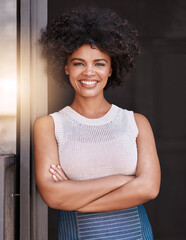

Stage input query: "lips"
[{"left": 79, "top": 80, "right": 99, "bottom": 88}]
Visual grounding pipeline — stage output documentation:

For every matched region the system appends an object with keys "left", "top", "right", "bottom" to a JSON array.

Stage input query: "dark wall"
[{"left": 48, "top": 1, "right": 186, "bottom": 239}]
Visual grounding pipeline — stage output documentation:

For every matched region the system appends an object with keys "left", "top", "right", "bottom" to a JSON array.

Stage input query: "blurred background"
[
  {"left": 0, "top": 0, "right": 16, "bottom": 154},
  {"left": 0, "top": 0, "right": 186, "bottom": 239}
]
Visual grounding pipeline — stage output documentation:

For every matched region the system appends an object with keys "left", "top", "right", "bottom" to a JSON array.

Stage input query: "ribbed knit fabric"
[
  {"left": 50, "top": 104, "right": 153, "bottom": 240},
  {"left": 50, "top": 104, "right": 139, "bottom": 180}
]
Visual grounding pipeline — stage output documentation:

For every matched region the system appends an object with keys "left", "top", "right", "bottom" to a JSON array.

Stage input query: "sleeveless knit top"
[
  {"left": 50, "top": 104, "right": 153, "bottom": 240},
  {"left": 50, "top": 104, "right": 138, "bottom": 180}
]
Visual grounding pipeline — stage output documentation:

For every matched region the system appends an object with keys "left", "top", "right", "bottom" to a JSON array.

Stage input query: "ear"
[
  {"left": 65, "top": 65, "right": 69, "bottom": 75},
  {"left": 108, "top": 67, "right": 112, "bottom": 77}
]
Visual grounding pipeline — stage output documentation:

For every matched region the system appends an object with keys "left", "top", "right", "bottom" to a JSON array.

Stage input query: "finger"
[
  {"left": 51, "top": 164, "right": 64, "bottom": 178},
  {"left": 51, "top": 164, "right": 68, "bottom": 180},
  {"left": 52, "top": 174, "right": 59, "bottom": 182},
  {"left": 57, "top": 165, "right": 68, "bottom": 180},
  {"left": 49, "top": 168, "right": 64, "bottom": 181}
]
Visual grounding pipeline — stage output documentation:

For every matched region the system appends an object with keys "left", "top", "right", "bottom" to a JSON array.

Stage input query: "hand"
[{"left": 49, "top": 164, "right": 69, "bottom": 182}]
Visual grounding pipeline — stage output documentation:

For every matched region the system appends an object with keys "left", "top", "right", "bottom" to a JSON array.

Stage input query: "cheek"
[
  {"left": 68, "top": 67, "right": 82, "bottom": 78},
  {"left": 68, "top": 71, "right": 80, "bottom": 87},
  {"left": 99, "top": 68, "right": 112, "bottom": 78}
]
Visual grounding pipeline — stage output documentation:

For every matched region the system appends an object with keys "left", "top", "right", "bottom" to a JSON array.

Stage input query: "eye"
[
  {"left": 95, "top": 62, "right": 105, "bottom": 67},
  {"left": 73, "top": 62, "right": 84, "bottom": 66}
]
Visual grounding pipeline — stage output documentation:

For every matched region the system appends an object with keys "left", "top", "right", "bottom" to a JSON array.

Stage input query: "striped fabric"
[
  {"left": 58, "top": 205, "right": 153, "bottom": 240},
  {"left": 138, "top": 205, "right": 153, "bottom": 240},
  {"left": 58, "top": 211, "right": 79, "bottom": 239}
]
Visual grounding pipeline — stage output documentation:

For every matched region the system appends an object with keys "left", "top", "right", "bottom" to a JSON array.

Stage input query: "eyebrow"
[{"left": 71, "top": 58, "right": 108, "bottom": 63}]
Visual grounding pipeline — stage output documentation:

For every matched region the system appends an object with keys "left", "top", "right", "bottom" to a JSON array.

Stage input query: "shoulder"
[
  {"left": 34, "top": 115, "right": 54, "bottom": 132},
  {"left": 114, "top": 106, "right": 153, "bottom": 135},
  {"left": 133, "top": 113, "right": 153, "bottom": 137},
  {"left": 33, "top": 115, "right": 58, "bottom": 145},
  {"left": 133, "top": 113, "right": 149, "bottom": 125}
]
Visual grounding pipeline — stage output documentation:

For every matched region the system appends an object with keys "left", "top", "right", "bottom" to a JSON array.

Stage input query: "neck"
[{"left": 70, "top": 94, "right": 111, "bottom": 119}]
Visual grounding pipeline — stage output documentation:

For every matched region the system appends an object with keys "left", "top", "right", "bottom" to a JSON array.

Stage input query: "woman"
[{"left": 34, "top": 7, "right": 161, "bottom": 240}]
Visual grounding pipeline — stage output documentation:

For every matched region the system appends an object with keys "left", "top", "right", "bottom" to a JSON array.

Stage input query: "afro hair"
[{"left": 40, "top": 7, "right": 140, "bottom": 89}]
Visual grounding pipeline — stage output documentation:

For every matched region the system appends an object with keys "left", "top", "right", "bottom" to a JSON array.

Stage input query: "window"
[{"left": 0, "top": 0, "right": 16, "bottom": 154}]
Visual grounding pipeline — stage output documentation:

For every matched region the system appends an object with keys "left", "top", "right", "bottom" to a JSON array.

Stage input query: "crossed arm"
[{"left": 33, "top": 113, "right": 161, "bottom": 212}]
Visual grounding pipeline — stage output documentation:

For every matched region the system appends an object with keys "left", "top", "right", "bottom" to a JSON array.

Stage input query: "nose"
[{"left": 82, "top": 65, "right": 95, "bottom": 76}]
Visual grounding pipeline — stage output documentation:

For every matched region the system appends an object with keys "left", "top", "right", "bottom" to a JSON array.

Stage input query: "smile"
[
  {"left": 80, "top": 80, "right": 98, "bottom": 85},
  {"left": 79, "top": 80, "right": 99, "bottom": 88}
]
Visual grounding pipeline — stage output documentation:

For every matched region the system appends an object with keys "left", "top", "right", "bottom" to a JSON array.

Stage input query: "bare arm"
[
  {"left": 77, "top": 113, "right": 161, "bottom": 212},
  {"left": 34, "top": 116, "right": 133, "bottom": 211}
]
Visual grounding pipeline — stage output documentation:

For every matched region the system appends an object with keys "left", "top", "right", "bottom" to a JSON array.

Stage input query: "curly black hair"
[{"left": 40, "top": 7, "right": 140, "bottom": 89}]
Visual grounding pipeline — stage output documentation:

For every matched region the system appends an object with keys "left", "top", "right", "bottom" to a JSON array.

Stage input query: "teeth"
[{"left": 80, "top": 81, "right": 97, "bottom": 85}]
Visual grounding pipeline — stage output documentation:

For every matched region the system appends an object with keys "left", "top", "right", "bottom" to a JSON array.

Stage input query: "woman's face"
[{"left": 65, "top": 44, "right": 112, "bottom": 98}]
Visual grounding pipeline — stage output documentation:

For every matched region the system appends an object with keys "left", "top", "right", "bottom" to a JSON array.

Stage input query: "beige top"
[{"left": 50, "top": 104, "right": 139, "bottom": 180}]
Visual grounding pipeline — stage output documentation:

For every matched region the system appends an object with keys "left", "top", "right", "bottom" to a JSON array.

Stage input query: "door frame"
[{"left": 18, "top": 0, "right": 48, "bottom": 239}]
